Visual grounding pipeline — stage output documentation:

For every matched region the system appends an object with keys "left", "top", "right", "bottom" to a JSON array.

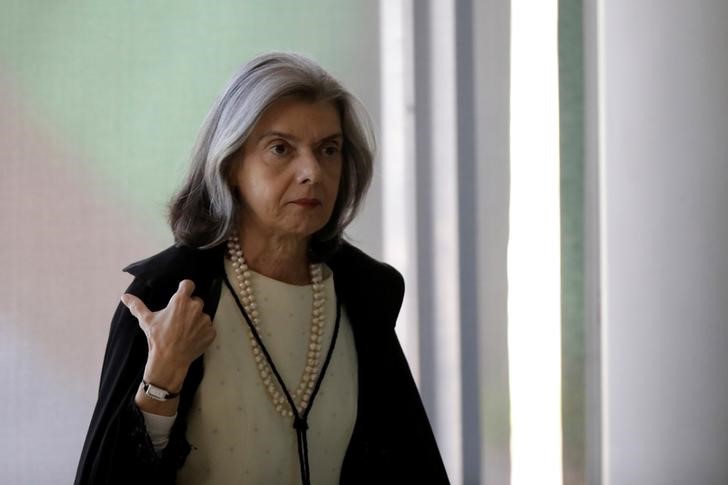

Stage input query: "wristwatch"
[{"left": 141, "top": 379, "right": 180, "bottom": 401}]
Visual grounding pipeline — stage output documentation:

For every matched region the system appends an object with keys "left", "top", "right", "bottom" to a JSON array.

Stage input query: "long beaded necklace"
[
  {"left": 226, "top": 236, "right": 327, "bottom": 416},
  {"left": 223, "top": 236, "right": 342, "bottom": 485}
]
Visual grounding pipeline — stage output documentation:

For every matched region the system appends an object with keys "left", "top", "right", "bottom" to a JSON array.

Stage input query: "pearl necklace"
[{"left": 226, "top": 236, "right": 326, "bottom": 417}]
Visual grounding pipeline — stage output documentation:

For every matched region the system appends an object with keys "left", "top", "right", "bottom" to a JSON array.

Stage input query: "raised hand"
[{"left": 122, "top": 279, "right": 216, "bottom": 397}]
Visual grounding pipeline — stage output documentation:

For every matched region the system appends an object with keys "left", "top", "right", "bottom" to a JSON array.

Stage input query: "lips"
[{"left": 290, "top": 198, "right": 321, "bottom": 207}]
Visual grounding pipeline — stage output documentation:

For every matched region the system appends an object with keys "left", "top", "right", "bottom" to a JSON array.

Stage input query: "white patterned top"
[{"left": 145, "top": 258, "right": 358, "bottom": 484}]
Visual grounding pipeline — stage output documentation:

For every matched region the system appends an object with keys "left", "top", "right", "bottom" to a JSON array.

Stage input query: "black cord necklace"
[{"left": 222, "top": 274, "right": 342, "bottom": 485}]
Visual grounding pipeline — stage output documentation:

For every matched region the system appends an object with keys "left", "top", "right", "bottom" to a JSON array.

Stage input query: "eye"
[
  {"left": 269, "top": 143, "right": 289, "bottom": 157},
  {"left": 321, "top": 143, "right": 341, "bottom": 157}
]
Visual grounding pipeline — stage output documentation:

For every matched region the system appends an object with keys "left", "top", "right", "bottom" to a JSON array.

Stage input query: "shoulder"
[
  {"left": 122, "top": 243, "right": 225, "bottom": 286},
  {"left": 328, "top": 241, "right": 404, "bottom": 292},
  {"left": 327, "top": 241, "right": 405, "bottom": 325}
]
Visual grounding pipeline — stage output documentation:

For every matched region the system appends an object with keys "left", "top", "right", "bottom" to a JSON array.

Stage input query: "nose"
[{"left": 296, "top": 149, "right": 321, "bottom": 185}]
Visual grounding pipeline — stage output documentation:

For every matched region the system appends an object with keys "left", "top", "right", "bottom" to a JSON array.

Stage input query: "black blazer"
[{"left": 75, "top": 241, "right": 449, "bottom": 484}]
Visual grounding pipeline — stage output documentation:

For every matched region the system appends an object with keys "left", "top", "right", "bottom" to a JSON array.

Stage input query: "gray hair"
[{"left": 169, "top": 52, "right": 375, "bottom": 260}]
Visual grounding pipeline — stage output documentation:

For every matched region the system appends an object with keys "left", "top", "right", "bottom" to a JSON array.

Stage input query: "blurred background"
[{"left": 1, "top": 1, "right": 726, "bottom": 484}]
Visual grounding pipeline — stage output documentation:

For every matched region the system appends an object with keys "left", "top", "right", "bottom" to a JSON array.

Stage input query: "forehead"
[{"left": 249, "top": 96, "right": 342, "bottom": 139}]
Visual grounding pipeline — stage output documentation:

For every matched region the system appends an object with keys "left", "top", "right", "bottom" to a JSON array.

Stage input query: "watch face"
[{"left": 146, "top": 384, "right": 168, "bottom": 401}]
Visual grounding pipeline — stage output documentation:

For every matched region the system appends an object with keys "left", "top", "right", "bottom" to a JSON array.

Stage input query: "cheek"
[
  {"left": 240, "top": 175, "right": 289, "bottom": 220},
  {"left": 243, "top": 184, "right": 273, "bottom": 211}
]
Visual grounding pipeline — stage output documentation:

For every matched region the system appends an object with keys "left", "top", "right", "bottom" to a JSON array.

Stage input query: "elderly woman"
[{"left": 75, "top": 53, "right": 448, "bottom": 485}]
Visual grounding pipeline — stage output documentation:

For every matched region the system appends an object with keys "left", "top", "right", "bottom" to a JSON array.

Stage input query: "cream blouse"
[{"left": 145, "top": 258, "right": 358, "bottom": 484}]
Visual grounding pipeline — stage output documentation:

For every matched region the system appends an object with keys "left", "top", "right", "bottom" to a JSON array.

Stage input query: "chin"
[{"left": 302, "top": 224, "right": 328, "bottom": 237}]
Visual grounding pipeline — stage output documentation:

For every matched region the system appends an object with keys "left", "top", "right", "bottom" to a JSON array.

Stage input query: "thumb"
[{"left": 121, "top": 293, "right": 152, "bottom": 329}]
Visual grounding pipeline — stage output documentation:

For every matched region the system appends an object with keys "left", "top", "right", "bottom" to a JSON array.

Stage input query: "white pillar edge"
[
  {"left": 429, "top": 0, "right": 464, "bottom": 483},
  {"left": 379, "top": 0, "right": 421, "bottom": 382},
  {"left": 583, "top": 0, "right": 605, "bottom": 483},
  {"left": 508, "top": 0, "right": 563, "bottom": 483},
  {"left": 594, "top": 0, "right": 609, "bottom": 482}
]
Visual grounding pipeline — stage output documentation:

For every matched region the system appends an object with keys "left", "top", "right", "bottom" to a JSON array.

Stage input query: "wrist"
[
  {"left": 135, "top": 384, "right": 179, "bottom": 416},
  {"left": 143, "top": 355, "right": 189, "bottom": 394},
  {"left": 141, "top": 379, "right": 180, "bottom": 401}
]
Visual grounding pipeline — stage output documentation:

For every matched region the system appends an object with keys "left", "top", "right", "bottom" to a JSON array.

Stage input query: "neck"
[{"left": 236, "top": 231, "right": 311, "bottom": 285}]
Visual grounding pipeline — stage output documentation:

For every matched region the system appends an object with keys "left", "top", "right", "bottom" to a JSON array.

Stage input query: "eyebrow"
[{"left": 257, "top": 131, "right": 344, "bottom": 144}]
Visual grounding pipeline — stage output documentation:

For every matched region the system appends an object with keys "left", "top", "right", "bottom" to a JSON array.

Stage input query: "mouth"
[{"left": 290, "top": 198, "right": 322, "bottom": 208}]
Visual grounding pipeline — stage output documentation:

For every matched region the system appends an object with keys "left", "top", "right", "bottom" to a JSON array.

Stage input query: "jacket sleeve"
[
  {"left": 339, "top": 263, "right": 450, "bottom": 484},
  {"left": 378, "top": 326, "right": 450, "bottom": 483},
  {"left": 74, "top": 277, "right": 192, "bottom": 485},
  {"left": 385, "top": 268, "right": 449, "bottom": 482}
]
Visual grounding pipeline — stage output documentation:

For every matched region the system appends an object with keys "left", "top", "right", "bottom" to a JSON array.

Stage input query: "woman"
[{"left": 75, "top": 52, "right": 448, "bottom": 485}]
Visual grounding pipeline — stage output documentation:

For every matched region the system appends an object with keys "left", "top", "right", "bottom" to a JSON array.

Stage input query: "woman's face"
[{"left": 233, "top": 97, "right": 343, "bottom": 242}]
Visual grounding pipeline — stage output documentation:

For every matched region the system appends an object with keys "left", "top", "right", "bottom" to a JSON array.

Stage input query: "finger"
[
  {"left": 121, "top": 293, "right": 152, "bottom": 322},
  {"left": 190, "top": 296, "right": 204, "bottom": 312},
  {"left": 175, "top": 279, "right": 196, "bottom": 299},
  {"left": 200, "top": 313, "right": 213, "bottom": 326}
]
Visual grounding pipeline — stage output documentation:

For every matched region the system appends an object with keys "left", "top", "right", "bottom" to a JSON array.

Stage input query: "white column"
[
  {"left": 379, "top": 0, "right": 420, "bottom": 380},
  {"left": 508, "top": 0, "right": 563, "bottom": 484},
  {"left": 428, "top": 0, "right": 464, "bottom": 483},
  {"left": 600, "top": 1, "right": 728, "bottom": 483}
]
